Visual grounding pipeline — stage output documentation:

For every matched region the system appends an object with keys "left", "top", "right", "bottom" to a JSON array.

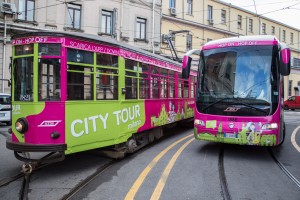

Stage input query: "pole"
[
  {"left": 2, "top": 14, "right": 7, "bottom": 93},
  {"left": 152, "top": 0, "right": 155, "bottom": 54}
]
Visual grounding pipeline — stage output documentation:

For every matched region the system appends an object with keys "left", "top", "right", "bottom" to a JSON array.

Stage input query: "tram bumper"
[
  {"left": 6, "top": 136, "right": 67, "bottom": 152},
  {"left": 6, "top": 136, "right": 67, "bottom": 163}
]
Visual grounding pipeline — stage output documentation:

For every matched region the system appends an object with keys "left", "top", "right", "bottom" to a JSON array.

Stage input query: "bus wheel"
[{"left": 278, "top": 124, "right": 286, "bottom": 146}]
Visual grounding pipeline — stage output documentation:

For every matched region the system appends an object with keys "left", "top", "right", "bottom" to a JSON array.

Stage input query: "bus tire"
[{"left": 278, "top": 123, "right": 286, "bottom": 146}]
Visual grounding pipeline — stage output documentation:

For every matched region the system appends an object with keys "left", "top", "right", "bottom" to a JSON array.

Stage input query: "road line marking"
[
  {"left": 291, "top": 125, "right": 300, "bottom": 153},
  {"left": 124, "top": 134, "right": 193, "bottom": 200},
  {"left": 150, "top": 138, "right": 194, "bottom": 200}
]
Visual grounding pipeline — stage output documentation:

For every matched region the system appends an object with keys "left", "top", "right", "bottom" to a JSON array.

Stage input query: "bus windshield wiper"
[
  {"left": 234, "top": 102, "right": 268, "bottom": 114},
  {"left": 202, "top": 98, "right": 231, "bottom": 112}
]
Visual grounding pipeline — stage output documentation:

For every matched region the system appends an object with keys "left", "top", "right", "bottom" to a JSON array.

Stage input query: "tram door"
[{"left": 38, "top": 59, "right": 61, "bottom": 101}]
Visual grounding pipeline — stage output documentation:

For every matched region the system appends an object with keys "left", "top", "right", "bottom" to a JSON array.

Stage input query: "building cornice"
[
  {"left": 214, "top": 0, "right": 300, "bottom": 31},
  {"left": 163, "top": 14, "right": 239, "bottom": 36}
]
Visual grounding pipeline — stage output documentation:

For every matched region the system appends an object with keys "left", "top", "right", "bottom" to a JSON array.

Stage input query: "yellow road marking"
[
  {"left": 291, "top": 125, "right": 300, "bottom": 153},
  {"left": 124, "top": 134, "right": 193, "bottom": 200},
  {"left": 150, "top": 138, "right": 194, "bottom": 200}
]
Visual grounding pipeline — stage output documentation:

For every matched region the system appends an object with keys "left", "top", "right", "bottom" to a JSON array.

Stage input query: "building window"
[
  {"left": 207, "top": 5, "right": 213, "bottom": 22},
  {"left": 221, "top": 10, "right": 226, "bottom": 24},
  {"left": 262, "top": 23, "right": 266, "bottom": 34},
  {"left": 67, "top": 3, "right": 81, "bottom": 29},
  {"left": 282, "top": 30, "right": 286, "bottom": 42},
  {"left": 101, "top": 10, "right": 113, "bottom": 35},
  {"left": 291, "top": 33, "right": 294, "bottom": 44},
  {"left": 288, "top": 80, "right": 292, "bottom": 96},
  {"left": 186, "top": 34, "right": 192, "bottom": 51},
  {"left": 136, "top": 17, "right": 146, "bottom": 40},
  {"left": 170, "top": 0, "right": 175, "bottom": 8},
  {"left": 18, "top": 0, "right": 35, "bottom": 21},
  {"left": 293, "top": 58, "right": 300, "bottom": 67},
  {"left": 249, "top": 18, "right": 253, "bottom": 32},
  {"left": 272, "top": 26, "right": 275, "bottom": 34},
  {"left": 237, "top": 15, "right": 242, "bottom": 29},
  {"left": 187, "top": 0, "right": 192, "bottom": 15}
]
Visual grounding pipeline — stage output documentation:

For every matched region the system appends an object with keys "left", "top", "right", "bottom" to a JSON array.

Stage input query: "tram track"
[
  {"left": 60, "top": 160, "right": 116, "bottom": 200},
  {"left": 268, "top": 148, "right": 300, "bottom": 188},
  {"left": 0, "top": 162, "right": 51, "bottom": 200},
  {"left": 218, "top": 147, "right": 232, "bottom": 200}
]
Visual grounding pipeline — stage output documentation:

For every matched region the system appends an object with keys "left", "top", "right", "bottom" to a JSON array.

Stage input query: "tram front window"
[
  {"left": 38, "top": 59, "right": 61, "bottom": 101},
  {"left": 14, "top": 57, "right": 34, "bottom": 101}
]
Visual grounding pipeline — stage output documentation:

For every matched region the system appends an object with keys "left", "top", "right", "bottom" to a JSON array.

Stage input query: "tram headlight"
[
  {"left": 15, "top": 118, "right": 29, "bottom": 134},
  {"left": 261, "top": 123, "right": 278, "bottom": 130}
]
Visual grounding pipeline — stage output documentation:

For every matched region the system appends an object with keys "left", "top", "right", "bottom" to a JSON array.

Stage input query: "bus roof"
[
  {"left": 202, "top": 35, "right": 279, "bottom": 50},
  {"left": 12, "top": 31, "right": 182, "bottom": 67}
]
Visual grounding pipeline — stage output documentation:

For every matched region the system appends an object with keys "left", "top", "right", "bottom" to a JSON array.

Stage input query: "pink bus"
[{"left": 182, "top": 35, "right": 290, "bottom": 146}]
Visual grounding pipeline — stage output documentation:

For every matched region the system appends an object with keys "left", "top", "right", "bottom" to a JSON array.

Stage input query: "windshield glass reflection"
[{"left": 198, "top": 45, "right": 274, "bottom": 116}]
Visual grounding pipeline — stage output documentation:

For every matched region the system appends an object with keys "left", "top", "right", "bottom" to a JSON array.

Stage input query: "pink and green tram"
[{"left": 6, "top": 32, "right": 196, "bottom": 162}]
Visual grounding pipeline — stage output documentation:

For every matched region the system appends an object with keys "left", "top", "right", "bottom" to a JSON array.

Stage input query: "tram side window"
[
  {"left": 96, "top": 54, "right": 119, "bottom": 100},
  {"left": 184, "top": 80, "right": 189, "bottom": 98},
  {"left": 38, "top": 59, "right": 61, "bottom": 101},
  {"left": 139, "top": 63, "right": 150, "bottom": 99},
  {"left": 151, "top": 66, "right": 159, "bottom": 99},
  {"left": 125, "top": 59, "right": 138, "bottom": 99},
  {"left": 169, "top": 71, "right": 175, "bottom": 98},
  {"left": 97, "top": 53, "right": 118, "bottom": 67},
  {"left": 38, "top": 44, "right": 61, "bottom": 56},
  {"left": 67, "top": 65, "right": 93, "bottom": 100},
  {"left": 67, "top": 48, "right": 93, "bottom": 64},
  {"left": 14, "top": 57, "right": 34, "bottom": 101},
  {"left": 160, "top": 68, "right": 168, "bottom": 98},
  {"left": 15, "top": 44, "right": 33, "bottom": 56},
  {"left": 191, "top": 76, "right": 196, "bottom": 98}
]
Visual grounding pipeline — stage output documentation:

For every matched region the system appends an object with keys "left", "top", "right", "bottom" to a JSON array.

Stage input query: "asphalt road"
[{"left": 0, "top": 111, "right": 299, "bottom": 200}]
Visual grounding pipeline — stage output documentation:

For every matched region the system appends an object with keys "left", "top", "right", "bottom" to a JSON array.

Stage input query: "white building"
[{"left": 0, "top": 0, "right": 162, "bottom": 93}]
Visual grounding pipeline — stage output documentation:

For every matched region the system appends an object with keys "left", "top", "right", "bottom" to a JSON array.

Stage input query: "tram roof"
[{"left": 12, "top": 31, "right": 182, "bottom": 67}]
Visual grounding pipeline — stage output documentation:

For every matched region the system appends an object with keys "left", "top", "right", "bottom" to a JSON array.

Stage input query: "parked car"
[
  {"left": 0, "top": 93, "right": 11, "bottom": 125},
  {"left": 284, "top": 96, "right": 300, "bottom": 110}
]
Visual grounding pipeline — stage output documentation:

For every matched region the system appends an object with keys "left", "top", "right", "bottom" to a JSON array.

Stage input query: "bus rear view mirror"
[
  {"left": 182, "top": 55, "right": 192, "bottom": 79},
  {"left": 280, "top": 46, "right": 291, "bottom": 76}
]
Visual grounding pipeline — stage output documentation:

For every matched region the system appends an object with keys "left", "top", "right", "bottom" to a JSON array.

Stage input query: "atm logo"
[{"left": 38, "top": 120, "right": 61, "bottom": 127}]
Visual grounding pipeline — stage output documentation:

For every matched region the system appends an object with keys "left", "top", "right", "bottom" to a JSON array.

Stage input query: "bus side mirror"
[
  {"left": 182, "top": 55, "right": 192, "bottom": 79},
  {"left": 280, "top": 47, "right": 291, "bottom": 76}
]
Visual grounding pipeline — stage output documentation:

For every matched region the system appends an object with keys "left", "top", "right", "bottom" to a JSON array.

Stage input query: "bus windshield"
[{"left": 198, "top": 45, "right": 277, "bottom": 116}]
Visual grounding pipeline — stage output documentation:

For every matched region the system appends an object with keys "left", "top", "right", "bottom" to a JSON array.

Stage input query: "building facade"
[
  {"left": 161, "top": 0, "right": 300, "bottom": 100},
  {"left": 0, "top": 0, "right": 162, "bottom": 94}
]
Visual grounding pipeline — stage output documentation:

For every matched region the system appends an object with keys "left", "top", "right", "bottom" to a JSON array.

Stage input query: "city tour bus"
[{"left": 182, "top": 35, "right": 290, "bottom": 146}]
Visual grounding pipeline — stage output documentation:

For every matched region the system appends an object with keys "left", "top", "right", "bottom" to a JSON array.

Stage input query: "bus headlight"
[
  {"left": 15, "top": 118, "right": 29, "bottom": 134},
  {"left": 195, "top": 119, "right": 205, "bottom": 126},
  {"left": 261, "top": 123, "right": 278, "bottom": 130}
]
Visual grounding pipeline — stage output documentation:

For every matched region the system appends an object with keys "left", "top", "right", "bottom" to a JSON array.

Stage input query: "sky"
[{"left": 220, "top": 0, "right": 300, "bottom": 29}]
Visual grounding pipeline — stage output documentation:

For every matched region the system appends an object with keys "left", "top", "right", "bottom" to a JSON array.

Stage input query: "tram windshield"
[
  {"left": 197, "top": 45, "right": 279, "bottom": 116},
  {"left": 13, "top": 43, "right": 61, "bottom": 102}
]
